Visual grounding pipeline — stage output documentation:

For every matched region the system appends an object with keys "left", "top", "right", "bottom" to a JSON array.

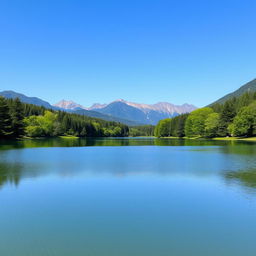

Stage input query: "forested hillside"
[
  {"left": 155, "top": 91, "right": 256, "bottom": 138},
  {"left": 0, "top": 97, "right": 129, "bottom": 139},
  {"left": 210, "top": 78, "right": 256, "bottom": 105}
]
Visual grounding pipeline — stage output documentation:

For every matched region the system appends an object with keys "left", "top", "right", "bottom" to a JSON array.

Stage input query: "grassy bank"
[
  {"left": 160, "top": 136, "right": 256, "bottom": 141},
  {"left": 59, "top": 136, "right": 79, "bottom": 139},
  {"left": 213, "top": 137, "right": 256, "bottom": 141}
]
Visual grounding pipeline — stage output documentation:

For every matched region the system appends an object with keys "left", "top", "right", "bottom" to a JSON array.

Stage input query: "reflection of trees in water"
[
  {"left": 1, "top": 137, "right": 256, "bottom": 192},
  {"left": 225, "top": 169, "right": 256, "bottom": 192},
  {"left": 1, "top": 137, "right": 248, "bottom": 149},
  {"left": 0, "top": 160, "right": 42, "bottom": 189},
  {"left": 220, "top": 144, "right": 256, "bottom": 156},
  {"left": 0, "top": 162, "right": 22, "bottom": 188}
]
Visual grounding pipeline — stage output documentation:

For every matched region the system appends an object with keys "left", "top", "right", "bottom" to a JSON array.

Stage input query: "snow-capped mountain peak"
[{"left": 53, "top": 100, "right": 86, "bottom": 110}]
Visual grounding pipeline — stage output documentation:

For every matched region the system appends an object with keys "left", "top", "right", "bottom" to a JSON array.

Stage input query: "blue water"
[{"left": 0, "top": 138, "right": 256, "bottom": 256}]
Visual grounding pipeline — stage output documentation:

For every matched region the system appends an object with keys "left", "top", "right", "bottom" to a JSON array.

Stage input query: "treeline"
[
  {"left": 155, "top": 91, "right": 256, "bottom": 138},
  {"left": 129, "top": 125, "right": 155, "bottom": 137},
  {"left": 0, "top": 97, "right": 129, "bottom": 139}
]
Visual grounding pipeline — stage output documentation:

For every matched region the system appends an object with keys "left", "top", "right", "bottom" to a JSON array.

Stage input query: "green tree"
[
  {"left": 185, "top": 107, "right": 213, "bottom": 137},
  {"left": 171, "top": 114, "right": 188, "bottom": 137},
  {"left": 80, "top": 127, "right": 87, "bottom": 137},
  {"left": 113, "top": 126, "right": 122, "bottom": 136},
  {"left": 204, "top": 112, "right": 220, "bottom": 138},
  {"left": 0, "top": 97, "right": 12, "bottom": 138},
  {"left": 38, "top": 111, "right": 57, "bottom": 136},
  {"left": 232, "top": 103, "right": 256, "bottom": 137},
  {"left": 154, "top": 118, "right": 171, "bottom": 137},
  {"left": 24, "top": 115, "right": 43, "bottom": 137},
  {"left": 24, "top": 111, "right": 58, "bottom": 137},
  {"left": 218, "top": 99, "right": 237, "bottom": 136},
  {"left": 9, "top": 98, "right": 25, "bottom": 138},
  {"left": 25, "top": 125, "right": 44, "bottom": 137}
]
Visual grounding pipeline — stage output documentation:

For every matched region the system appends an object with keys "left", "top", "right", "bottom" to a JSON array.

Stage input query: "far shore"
[
  {"left": 10, "top": 135, "right": 256, "bottom": 142},
  {"left": 160, "top": 136, "right": 256, "bottom": 141}
]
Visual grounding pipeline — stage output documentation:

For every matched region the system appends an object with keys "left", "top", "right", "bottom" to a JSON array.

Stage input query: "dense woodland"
[
  {"left": 0, "top": 97, "right": 130, "bottom": 139},
  {"left": 155, "top": 91, "right": 256, "bottom": 138},
  {"left": 129, "top": 125, "right": 155, "bottom": 137}
]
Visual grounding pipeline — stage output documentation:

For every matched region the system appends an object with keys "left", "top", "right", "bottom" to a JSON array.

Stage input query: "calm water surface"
[{"left": 0, "top": 137, "right": 256, "bottom": 256}]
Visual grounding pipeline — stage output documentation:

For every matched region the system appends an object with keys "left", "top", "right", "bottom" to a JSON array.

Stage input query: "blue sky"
[{"left": 0, "top": 0, "right": 255, "bottom": 107}]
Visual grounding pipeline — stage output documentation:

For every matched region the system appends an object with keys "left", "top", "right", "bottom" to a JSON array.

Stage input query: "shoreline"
[
  {"left": 4, "top": 136, "right": 256, "bottom": 142},
  {"left": 160, "top": 136, "right": 256, "bottom": 141}
]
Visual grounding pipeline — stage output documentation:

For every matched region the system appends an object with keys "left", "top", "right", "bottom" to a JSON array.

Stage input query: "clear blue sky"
[{"left": 0, "top": 0, "right": 255, "bottom": 107}]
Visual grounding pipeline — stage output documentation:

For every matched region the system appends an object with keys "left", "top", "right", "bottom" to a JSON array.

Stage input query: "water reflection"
[
  {"left": 0, "top": 162, "right": 21, "bottom": 187},
  {"left": 1, "top": 137, "right": 254, "bottom": 149},
  {"left": 225, "top": 169, "right": 256, "bottom": 193},
  {"left": 0, "top": 138, "right": 256, "bottom": 193}
]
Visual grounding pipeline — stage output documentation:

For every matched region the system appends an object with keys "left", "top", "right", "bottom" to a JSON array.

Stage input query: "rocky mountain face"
[
  {"left": 88, "top": 103, "right": 107, "bottom": 110},
  {"left": 53, "top": 98, "right": 197, "bottom": 125},
  {"left": 88, "top": 99, "right": 197, "bottom": 125},
  {"left": 53, "top": 100, "right": 85, "bottom": 110}
]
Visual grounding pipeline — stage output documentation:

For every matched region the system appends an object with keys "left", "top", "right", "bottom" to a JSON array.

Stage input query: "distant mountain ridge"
[
  {"left": 2, "top": 77, "right": 256, "bottom": 126},
  {"left": 0, "top": 90, "right": 55, "bottom": 109},
  {"left": 210, "top": 78, "right": 256, "bottom": 105},
  {"left": 88, "top": 99, "right": 197, "bottom": 125},
  {"left": 54, "top": 100, "right": 85, "bottom": 110},
  {"left": 0, "top": 91, "right": 139, "bottom": 125},
  {"left": 55, "top": 98, "right": 197, "bottom": 125},
  {"left": 89, "top": 99, "right": 196, "bottom": 114},
  {"left": 0, "top": 90, "right": 197, "bottom": 125}
]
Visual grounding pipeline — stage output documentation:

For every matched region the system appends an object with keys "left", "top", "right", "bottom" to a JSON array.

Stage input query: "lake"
[{"left": 0, "top": 137, "right": 256, "bottom": 256}]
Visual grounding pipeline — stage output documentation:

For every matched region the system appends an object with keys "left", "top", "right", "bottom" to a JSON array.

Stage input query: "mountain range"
[
  {"left": 0, "top": 90, "right": 197, "bottom": 125},
  {"left": 2, "top": 78, "right": 255, "bottom": 126},
  {"left": 0, "top": 91, "right": 141, "bottom": 126},
  {"left": 54, "top": 99, "right": 197, "bottom": 125}
]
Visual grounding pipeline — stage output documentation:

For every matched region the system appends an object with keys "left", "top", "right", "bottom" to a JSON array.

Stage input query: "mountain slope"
[
  {"left": 73, "top": 108, "right": 140, "bottom": 126},
  {"left": 91, "top": 100, "right": 197, "bottom": 125},
  {"left": 210, "top": 78, "right": 256, "bottom": 105},
  {"left": 0, "top": 90, "right": 139, "bottom": 126},
  {"left": 95, "top": 102, "right": 148, "bottom": 124},
  {"left": 54, "top": 100, "right": 86, "bottom": 110},
  {"left": 0, "top": 90, "right": 55, "bottom": 109}
]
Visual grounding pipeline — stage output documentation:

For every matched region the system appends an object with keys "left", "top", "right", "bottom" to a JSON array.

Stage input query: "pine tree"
[
  {"left": 218, "top": 99, "right": 237, "bottom": 136},
  {"left": 9, "top": 98, "right": 25, "bottom": 138},
  {"left": 0, "top": 97, "right": 12, "bottom": 138}
]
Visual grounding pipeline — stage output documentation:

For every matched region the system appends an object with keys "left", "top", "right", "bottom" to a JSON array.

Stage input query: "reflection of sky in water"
[
  {"left": 0, "top": 144, "right": 256, "bottom": 193},
  {"left": 1, "top": 141, "right": 256, "bottom": 256}
]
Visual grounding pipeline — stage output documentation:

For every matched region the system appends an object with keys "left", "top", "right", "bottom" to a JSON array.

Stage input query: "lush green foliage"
[
  {"left": 129, "top": 125, "right": 155, "bottom": 137},
  {"left": 185, "top": 108, "right": 213, "bottom": 137},
  {"left": 154, "top": 118, "right": 172, "bottom": 137},
  {"left": 0, "top": 97, "right": 24, "bottom": 138},
  {"left": 204, "top": 113, "right": 220, "bottom": 138},
  {"left": 154, "top": 114, "right": 188, "bottom": 137},
  {"left": 155, "top": 91, "right": 256, "bottom": 138},
  {"left": 230, "top": 102, "right": 256, "bottom": 137}
]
